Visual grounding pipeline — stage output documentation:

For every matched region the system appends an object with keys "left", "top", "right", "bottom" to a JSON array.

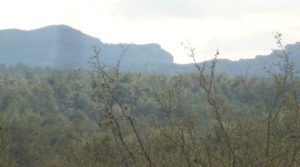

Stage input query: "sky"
[{"left": 1, "top": 0, "right": 300, "bottom": 64}]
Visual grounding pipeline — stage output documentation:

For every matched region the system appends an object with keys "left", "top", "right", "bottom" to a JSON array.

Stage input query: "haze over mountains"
[
  {"left": 0, "top": 25, "right": 173, "bottom": 68},
  {"left": 0, "top": 25, "right": 299, "bottom": 76}
]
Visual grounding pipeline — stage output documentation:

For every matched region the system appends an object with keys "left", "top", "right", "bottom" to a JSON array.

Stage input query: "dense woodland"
[{"left": 1, "top": 37, "right": 300, "bottom": 167}]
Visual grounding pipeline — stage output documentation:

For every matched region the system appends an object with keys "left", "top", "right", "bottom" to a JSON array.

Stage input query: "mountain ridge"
[
  {"left": 0, "top": 25, "right": 174, "bottom": 69},
  {"left": 0, "top": 25, "right": 299, "bottom": 76}
]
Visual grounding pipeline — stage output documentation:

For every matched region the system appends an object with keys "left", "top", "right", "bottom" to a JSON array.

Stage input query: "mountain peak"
[
  {"left": 32, "top": 24, "right": 81, "bottom": 32},
  {"left": 0, "top": 25, "right": 174, "bottom": 69}
]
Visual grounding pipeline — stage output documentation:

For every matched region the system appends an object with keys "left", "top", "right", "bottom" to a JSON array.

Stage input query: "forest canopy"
[{"left": 1, "top": 37, "right": 300, "bottom": 167}]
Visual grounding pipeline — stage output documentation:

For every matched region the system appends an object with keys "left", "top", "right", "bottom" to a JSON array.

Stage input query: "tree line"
[{"left": 1, "top": 35, "right": 300, "bottom": 167}]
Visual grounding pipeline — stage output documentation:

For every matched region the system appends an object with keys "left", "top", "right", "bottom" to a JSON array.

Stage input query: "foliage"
[{"left": 0, "top": 37, "right": 300, "bottom": 166}]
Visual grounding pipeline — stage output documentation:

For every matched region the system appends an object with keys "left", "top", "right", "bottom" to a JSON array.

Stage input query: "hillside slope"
[
  {"left": 0, "top": 25, "right": 299, "bottom": 76},
  {"left": 0, "top": 25, "right": 173, "bottom": 69}
]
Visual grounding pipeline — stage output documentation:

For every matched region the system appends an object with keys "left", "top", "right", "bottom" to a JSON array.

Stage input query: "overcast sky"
[{"left": 1, "top": 0, "right": 300, "bottom": 63}]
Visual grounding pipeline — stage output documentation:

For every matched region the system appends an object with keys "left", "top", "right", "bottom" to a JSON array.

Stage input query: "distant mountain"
[
  {"left": 126, "top": 42, "right": 300, "bottom": 76},
  {"left": 123, "top": 42, "right": 300, "bottom": 76},
  {"left": 0, "top": 25, "right": 299, "bottom": 76},
  {"left": 211, "top": 43, "right": 300, "bottom": 76},
  {"left": 0, "top": 25, "right": 173, "bottom": 69}
]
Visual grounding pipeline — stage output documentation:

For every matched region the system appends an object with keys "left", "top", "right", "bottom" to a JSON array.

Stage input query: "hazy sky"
[{"left": 1, "top": 0, "right": 300, "bottom": 63}]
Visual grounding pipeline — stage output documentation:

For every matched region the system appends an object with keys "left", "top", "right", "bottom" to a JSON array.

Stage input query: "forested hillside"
[{"left": 1, "top": 39, "right": 300, "bottom": 166}]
